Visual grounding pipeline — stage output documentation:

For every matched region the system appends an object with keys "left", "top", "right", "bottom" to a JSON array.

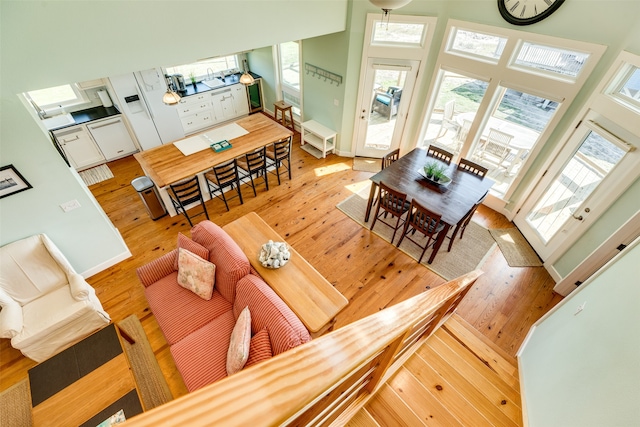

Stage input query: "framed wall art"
[{"left": 0, "top": 165, "right": 33, "bottom": 199}]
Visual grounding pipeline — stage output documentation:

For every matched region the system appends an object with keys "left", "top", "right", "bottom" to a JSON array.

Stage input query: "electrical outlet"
[
  {"left": 60, "top": 199, "right": 81, "bottom": 212},
  {"left": 334, "top": 99, "right": 339, "bottom": 107},
  {"left": 574, "top": 302, "right": 586, "bottom": 315}
]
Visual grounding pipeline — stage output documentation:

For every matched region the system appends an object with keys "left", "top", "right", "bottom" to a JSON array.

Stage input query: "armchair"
[
  {"left": 372, "top": 86, "right": 403, "bottom": 120},
  {"left": 0, "top": 234, "right": 110, "bottom": 362}
]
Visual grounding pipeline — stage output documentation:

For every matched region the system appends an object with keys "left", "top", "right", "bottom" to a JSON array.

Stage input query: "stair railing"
[{"left": 124, "top": 270, "right": 483, "bottom": 427}]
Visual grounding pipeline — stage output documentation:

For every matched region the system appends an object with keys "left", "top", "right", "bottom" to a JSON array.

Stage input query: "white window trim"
[
  {"left": 275, "top": 41, "right": 303, "bottom": 121},
  {"left": 26, "top": 84, "right": 89, "bottom": 113}
]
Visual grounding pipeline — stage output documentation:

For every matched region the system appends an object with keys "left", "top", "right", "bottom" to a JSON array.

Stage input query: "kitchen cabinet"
[
  {"left": 53, "top": 125, "right": 106, "bottom": 170},
  {"left": 211, "top": 87, "right": 236, "bottom": 121},
  {"left": 86, "top": 116, "right": 138, "bottom": 160},
  {"left": 231, "top": 84, "right": 250, "bottom": 116},
  {"left": 177, "top": 93, "right": 215, "bottom": 135},
  {"left": 76, "top": 78, "right": 105, "bottom": 90}
]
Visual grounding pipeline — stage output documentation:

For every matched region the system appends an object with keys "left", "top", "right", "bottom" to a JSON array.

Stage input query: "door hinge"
[
  {"left": 616, "top": 243, "right": 627, "bottom": 251},
  {"left": 575, "top": 280, "right": 583, "bottom": 287},
  {"left": 575, "top": 120, "right": 582, "bottom": 129}
]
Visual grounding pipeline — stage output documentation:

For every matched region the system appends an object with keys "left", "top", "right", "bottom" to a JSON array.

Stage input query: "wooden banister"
[{"left": 124, "top": 270, "right": 483, "bottom": 426}]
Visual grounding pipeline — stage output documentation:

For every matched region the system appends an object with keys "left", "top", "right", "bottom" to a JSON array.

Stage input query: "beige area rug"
[
  {"left": 353, "top": 157, "right": 382, "bottom": 173},
  {"left": 78, "top": 164, "right": 114, "bottom": 186},
  {"left": 117, "top": 315, "right": 173, "bottom": 410},
  {"left": 336, "top": 187, "right": 496, "bottom": 281},
  {"left": 0, "top": 379, "right": 32, "bottom": 427},
  {"left": 489, "top": 228, "right": 543, "bottom": 267}
]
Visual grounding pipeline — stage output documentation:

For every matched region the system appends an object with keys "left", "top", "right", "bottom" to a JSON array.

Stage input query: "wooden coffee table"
[
  {"left": 223, "top": 212, "right": 348, "bottom": 337},
  {"left": 29, "top": 324, "right": 143, "bottom": 427}
]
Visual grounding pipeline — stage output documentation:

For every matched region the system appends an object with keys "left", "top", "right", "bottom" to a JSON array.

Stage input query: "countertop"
[
  {"left": 48, "top": 106, "right": 121, "bottom": 132},
  {"left": 180, "top": 71, "right": 261, "bottom": 98}
]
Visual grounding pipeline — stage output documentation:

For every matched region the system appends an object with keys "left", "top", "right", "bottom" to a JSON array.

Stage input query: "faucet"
[{"left": 207, "top": 68, "right": 214, "bottom": 81}]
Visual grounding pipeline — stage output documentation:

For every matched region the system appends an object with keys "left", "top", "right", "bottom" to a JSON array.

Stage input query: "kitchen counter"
[
  {"left": 70, "top": 106, "right": 120, "bottom": 125},
  {"left": 181, "top": 72, "right": 261, "bottom": 98}
]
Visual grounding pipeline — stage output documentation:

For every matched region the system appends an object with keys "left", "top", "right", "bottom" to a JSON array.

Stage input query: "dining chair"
[
  {"left": 381, "top": 148, "right": 400, "bottom": 170},
  {"left": 204, "top": 158, "right": 244, "bottom": 211},
  {"left": 396, "top": 199, "right": 446, "bottom": 264},
  {"left": 436, "top": 99, "right": 456, "bottom": 139},
  {"left": 458, "top": 158, "right": 488, "bottom": 178},
  {"left": 266, "top": 135, "right": 292, "bottom": 185},
  {"left": 237, "top": 146, "right": 269, "bottom": 196},
  {"left": 446, "top": 190, "right": 488, "bottom": 252},
  {"left": 168, "top": 176, "right": 210, "bottom": 226},
  {"left": 370, "top": 182, "right": 410, "bottom": 244},
  {"left": 426, "top": 145, "right": 454, "bottom": 165},
  {"left": 476, "top": 128, "right": 514, "bottom": 172}
]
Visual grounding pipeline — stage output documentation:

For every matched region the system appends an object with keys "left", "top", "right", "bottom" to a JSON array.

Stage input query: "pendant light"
[
  {"left": 162, "top": 75, "right": 181, "bottom": 105},
  {"left": 369, "top": 0, "right": 412, "bottom": 21},
  {"left": 239, "top": 59, "right": 254, "bottom": 85}
]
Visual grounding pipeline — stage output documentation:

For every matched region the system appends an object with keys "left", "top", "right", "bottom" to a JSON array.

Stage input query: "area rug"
[
  {"left": 117, "top": 315, "right": 173, "bottom": 410},
  {"left": 0, "top": 379, "right": 32, "bottom": 427},
  {"left": 78, "top": 164, "right": 114, "bottom": 186},
  {"left": 489, "top": 228, "right": 543, "bottom": 267},
  {"left": 353, "top": 157, "right": 382, "bottom": 173},
  {"left": 336, "top": 188, "right": 496, "bottom": 281}
]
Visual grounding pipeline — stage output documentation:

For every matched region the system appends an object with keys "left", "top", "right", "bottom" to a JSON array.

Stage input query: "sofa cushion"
[
  {"left": 233, "top": 274, "right": 311, "bottom": 356},
  {"left": 177, "top": 248, "right": 216, "bottom": 300},
  {"left": 246, "top": 328, "right": 272, "bottom": 368},
  {"left": 144, "top": 272, "right": 231, "bottom": 345},
  {"left": 174, "top": 233, "right": 209, "bottom": 271},
  {"left": 191, "top": 221, "right": 250, "bottom": 304},
  {"left": 170, "top": 310, "right": 235, "bottom": 392},
  {"left": 226, "top": 306, "right": 251, "bottom": 376}
]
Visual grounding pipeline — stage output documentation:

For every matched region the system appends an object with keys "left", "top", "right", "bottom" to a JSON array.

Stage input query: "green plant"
[
  {"left": 424, "top": 161, "right": 438, "bottom": 178},
  {"left": 189, "top": 72, "right": 197, "bottom": 84},
  {"left": 433, "top": 164, "right": 447, "bottom": 182}
]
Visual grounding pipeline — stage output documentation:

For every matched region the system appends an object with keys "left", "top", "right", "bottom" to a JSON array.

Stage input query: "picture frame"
[{"left": 0, "top": 165, "right": 33, "bottom": 199}]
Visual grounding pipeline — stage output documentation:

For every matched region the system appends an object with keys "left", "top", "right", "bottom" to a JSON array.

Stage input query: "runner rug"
[
  {"left": 489, "top": 228, "right": 543, "bottom": 267},
  {"left": 336, "top": 187, "right": 496, "bottom": 281},
  {"left": 78, "top": 164, "right": 114, "bottom": 186}
]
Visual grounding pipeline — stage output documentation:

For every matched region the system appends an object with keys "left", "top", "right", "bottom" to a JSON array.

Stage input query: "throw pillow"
[
  {"left": 226, "top": 306, "right": 252, "bottom": 376},
  {"left": 245, "top": 328, "right": 272, "bottom": 368},
  {"left": 173, "top": 233, "right": 210, "bottom": 271},
  {"left": 177, "top": 248, "right": 216, "bottom": 300}
]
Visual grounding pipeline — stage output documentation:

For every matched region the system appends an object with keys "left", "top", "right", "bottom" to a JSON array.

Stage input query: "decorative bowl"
[{"left": 258, "top": 240, "right": 291, "bottom": 269}]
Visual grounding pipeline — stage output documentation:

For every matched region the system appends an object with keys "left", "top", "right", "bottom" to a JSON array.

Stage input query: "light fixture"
[
  {"left": 240, "top": 59, "right": 254, "bottom": 85},
  {"left": 369, "top": 0, "right": 412, "bottom": 21},
  {"left": 162, "top": 75, "right": 181, "bottom": 105}
]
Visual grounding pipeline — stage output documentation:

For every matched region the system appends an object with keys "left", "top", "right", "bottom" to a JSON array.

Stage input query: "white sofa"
[{"left": 0, "top": 234, "right": 110, "bottom": 362}]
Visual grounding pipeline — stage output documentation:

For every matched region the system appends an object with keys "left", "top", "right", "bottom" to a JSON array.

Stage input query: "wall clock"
[{"left": 498, "top": 0, "right": 566, "bottom": 26}]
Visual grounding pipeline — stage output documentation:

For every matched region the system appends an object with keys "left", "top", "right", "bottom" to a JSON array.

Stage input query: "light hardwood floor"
[{"left": 0, "top": 126, "right": 563, "bottom": 402}]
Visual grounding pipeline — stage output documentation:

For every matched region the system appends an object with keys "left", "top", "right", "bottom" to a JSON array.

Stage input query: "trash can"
[{"left": 131, "top": 176, "right": 167, "bottom": 220}]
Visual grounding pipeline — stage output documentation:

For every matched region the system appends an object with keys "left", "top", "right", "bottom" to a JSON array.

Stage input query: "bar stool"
[{"left": 274, "top": 101, "right": 294, "bottom": 130}]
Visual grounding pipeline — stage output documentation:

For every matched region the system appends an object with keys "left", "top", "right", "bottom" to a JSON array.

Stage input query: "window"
[
  {"left": 608, "top": 64, "right": 640, "bottom": 112},
  {"left": 278, "top": 41, "right": 302, "bottom": 117},
  {"left": 447, "top": 28, "right": 507, "bottom": 63},
  {"left": 372, "top": 21, "right": 426, "bottom": 47},
  {"left": 166, "top": 55, "right": 239, "bottom": 80},
  {"left": 26, "top": 84, "right": 88, "bottom": 112},
  {"left": 511, "top": 41, "right": 590, "bottom": 81}
]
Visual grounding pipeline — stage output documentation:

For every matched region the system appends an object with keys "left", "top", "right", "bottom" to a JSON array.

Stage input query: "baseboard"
[{"left": 81, "top": 249, "right": 132, "bottom": 279}]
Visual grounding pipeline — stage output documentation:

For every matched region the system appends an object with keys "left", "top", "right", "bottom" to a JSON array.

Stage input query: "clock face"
[{"left": 498, "top": 0, "right": 566, "bottom": 26}]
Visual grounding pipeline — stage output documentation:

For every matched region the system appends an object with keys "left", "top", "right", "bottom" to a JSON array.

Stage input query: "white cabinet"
[
  {"left": 76, "top": 78, "right": 105, "bottom": 90},
  {"left": 211, "top": 87, "right": 236, "bottom": 121},
  {"left": 301, "top": 120, "right": 337, "bottom": 158},
  {"left": 177, "top": 93, "right": 214, "bottom": 135},
  {"left": 53, "top": 125, "right": 105, "bottom": 170},
  {"left": 86, "top": 117, "right": 138, "bottom": 160},
  {"left": 231, "top": 84, "right": 250, "bottom": 116}
]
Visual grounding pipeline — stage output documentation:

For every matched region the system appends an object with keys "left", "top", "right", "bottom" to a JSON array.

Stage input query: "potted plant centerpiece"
[
  {"left": 424, "top": 161, "right": 438, "bottom": 179},
  {"left": 432, "top": 163, "right": 447, "bottom": 183},
  {"left": 189, "top": 72, "right": 197, "bottom": 87}
]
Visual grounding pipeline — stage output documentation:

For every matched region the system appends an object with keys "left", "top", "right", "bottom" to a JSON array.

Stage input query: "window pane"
[
  {"left": 613, "top": 66, "right": 640, "bottom": 110},
  {"left": 166, "top": 56, "right": 238, "bottom": 80},
  {"left": 513, "top": 42, "right": 589, "bottom": 79},
  {"left": 448, "top": 28, "right": 507, "bottom": 62},
  {"left": 373, "top": 21, "right": 425, "bottom": 45},
  {"left": 367, "top": 68, "right": 408, "bottom": 151},
  {"left": 28, "top": 85, "right": 78, "bottom": 106},
  {"left": 280, "top": 41, "right": 300, "bottom": 90}
]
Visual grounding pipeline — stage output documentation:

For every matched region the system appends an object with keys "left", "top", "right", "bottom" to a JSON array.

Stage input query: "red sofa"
[{"left": 137, "top": 220, "right": 311, "bottom": 392}]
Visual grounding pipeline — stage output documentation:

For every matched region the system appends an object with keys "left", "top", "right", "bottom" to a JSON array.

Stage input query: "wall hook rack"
[{"left": 304, "top": 63, "right": 342, "bottom": 86}]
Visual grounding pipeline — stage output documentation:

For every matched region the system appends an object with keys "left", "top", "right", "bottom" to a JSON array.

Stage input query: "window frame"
[
  {"left": 25, "top": 84, "right": 89, "bottom": 113},
  {"left": 276, "top": 40, "right": 303, "bottom": 119}
]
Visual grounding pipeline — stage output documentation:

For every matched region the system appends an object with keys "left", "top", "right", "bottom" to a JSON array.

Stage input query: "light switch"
[{"left": 60, "top": 199, "right": 81, "bottom": 212}]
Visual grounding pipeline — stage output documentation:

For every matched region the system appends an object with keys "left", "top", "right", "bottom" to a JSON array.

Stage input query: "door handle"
[{"left": 573, "top": 208, "right": 590, "bottom": 221}]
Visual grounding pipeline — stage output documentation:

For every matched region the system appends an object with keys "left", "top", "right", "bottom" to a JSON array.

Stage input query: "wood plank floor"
[
  {"left": 0, "top": 123, "right": 563, "bottom": 405},
  {"left": 358, "top": 314, "right": 523, "bottom": 427}
]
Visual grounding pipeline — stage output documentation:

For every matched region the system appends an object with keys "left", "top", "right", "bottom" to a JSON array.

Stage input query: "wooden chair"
[
  {"left": 446, "top": 190, "right": 488, "bottom": 252},
  {"left": 396, "top": 199, "right": 445, "bottom": 264},
  {"left": 452, "top": 118, "right": 472, "bottom": 152},
  {"left": 426, "top": 145, "right": 453, "bottom": 165},
  {"left": 237, "top": 146, "right": 269, "bottom": 196},
  {"left": 266, "top": 136, "right": 292, "bottom": 185},
  {"left": 458, "top": 158, "right": 488, "bottom": 178},
  {"left": 381, "top": 148, "right": 400, "bottom": 170},
  {"left": 168, "top": 176, "right": 209, "bottom": 226},
  {"left": 370, "top": 182, "right": 410, "bottom": 244},
  {"left": 476, "top": 128, "right": 514, "bottom": 172},
  {"left": 436, "top": 99, "right": 456, "bottom": 139},
  {"left": 204, "top": 159, "right": 244, "bottom": 211}
]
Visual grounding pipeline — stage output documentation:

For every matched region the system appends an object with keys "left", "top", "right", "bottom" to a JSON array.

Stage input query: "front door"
[{"left": 354, "top": 59, "right": 418, "bottom": 158}]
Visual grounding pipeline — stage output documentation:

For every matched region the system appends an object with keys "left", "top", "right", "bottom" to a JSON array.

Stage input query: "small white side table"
[{"left": 300, "top": 120, "right": 337, "bottom": 159}]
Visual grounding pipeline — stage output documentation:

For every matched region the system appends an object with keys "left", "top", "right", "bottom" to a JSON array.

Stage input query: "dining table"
[
  {"left": 134, "top": 114, "right": 293, "bottom": 216},
  {"left": 365, "top": 147, "right": 495, "bottom": 264}
]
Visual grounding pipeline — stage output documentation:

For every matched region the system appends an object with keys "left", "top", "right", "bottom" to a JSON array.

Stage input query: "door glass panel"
[
  {"left": 525, "top": 131, "right": 626, "bottom": 243},
  {"left": 366, "top": 68, "right": 408, "bottom": 151},
  {"left": 422, "top": 70, "right": 488, "bottom": 156},
  {"left": 469, "top": 87, "right": 558, "bottom": 196}
]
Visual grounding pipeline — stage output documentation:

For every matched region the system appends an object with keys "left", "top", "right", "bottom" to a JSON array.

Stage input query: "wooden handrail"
[{"left": 124, "top": 270, "right": 482, "bottom": 426}]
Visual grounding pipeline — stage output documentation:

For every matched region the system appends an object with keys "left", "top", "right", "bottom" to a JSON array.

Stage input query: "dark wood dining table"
[{"left": 365, "top": 147, "right": 495, "bottom": 264}]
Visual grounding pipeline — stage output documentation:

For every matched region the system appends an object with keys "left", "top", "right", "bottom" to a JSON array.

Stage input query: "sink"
[
  {"left": 201, "top": 78, "right": 226, "bottom": 89},
  {"left": 42, "top": 113, "right": 75, "bottom": 130}
]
